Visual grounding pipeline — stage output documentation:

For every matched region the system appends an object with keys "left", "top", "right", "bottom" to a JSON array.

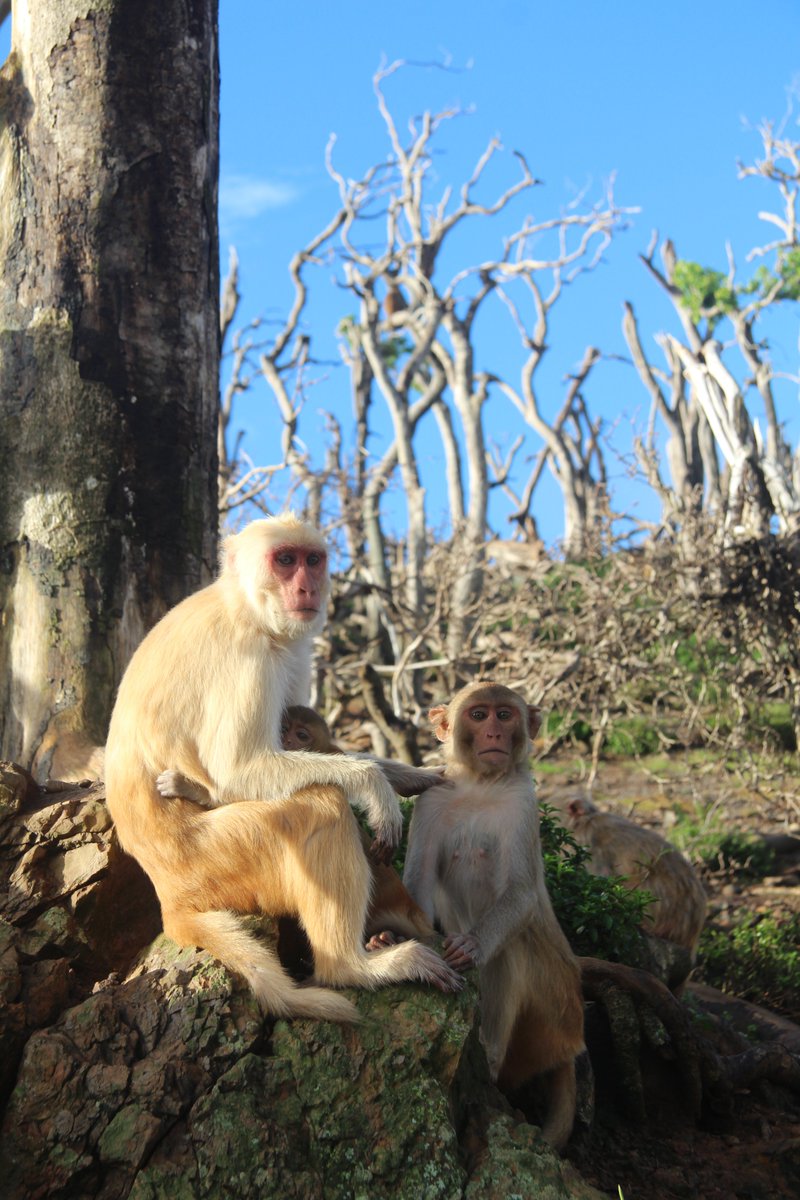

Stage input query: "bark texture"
[{"left": 0, "top": 0, "right": 220, "bottom": 771}]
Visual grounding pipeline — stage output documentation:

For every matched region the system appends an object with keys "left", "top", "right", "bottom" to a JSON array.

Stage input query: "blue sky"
[
  {"left": 217, "top": 1, "right": 800, "bottom": 546},
  {"left": 2, "top": 5, "right": 799, "bottom": 547}
]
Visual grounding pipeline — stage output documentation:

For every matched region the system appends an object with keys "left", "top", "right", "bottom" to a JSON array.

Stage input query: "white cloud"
[{"left": 220, "top": 175, "right": 298, "bottom": 220}]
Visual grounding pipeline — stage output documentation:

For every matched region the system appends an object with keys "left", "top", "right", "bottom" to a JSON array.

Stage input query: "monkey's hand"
[
  {"left": 442, "top": 932, "right": 480, "bottom": 971},
  {"left": 354, "top": 765, "right": 404, "bottom": 849},
  {"left": 156, "top": 769, "right": 217, "bottom": 808}
]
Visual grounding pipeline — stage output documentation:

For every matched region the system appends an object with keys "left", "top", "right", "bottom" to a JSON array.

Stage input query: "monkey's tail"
[{"left": 165, "top": 908, "right": 361, "bottom": 1023}]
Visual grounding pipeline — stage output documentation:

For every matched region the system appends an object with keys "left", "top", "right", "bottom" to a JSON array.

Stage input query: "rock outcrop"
[{"left": 0, "top": 763, "right": 603, "bottom": 1199}]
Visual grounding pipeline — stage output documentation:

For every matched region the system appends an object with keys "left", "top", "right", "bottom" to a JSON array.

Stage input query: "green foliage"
[
  {"left": 603, "top": 717, "right": 661, "bottom": 757},
  {"left": 669, "top": 810, "right": 775, "bottom": 878},
  {"left": 751, "top": 701, "right": 796, "bottom": 751},
  {"left": 776, "top": 246, "right": 800, "bottom": 299},
  {"left": 673, "top": 259, "right": 738, "bottom": 326},
  {"left": 539, "top": 802, "right": 650, "bottom": 961},
  {"left": 748, "top": 247, "right": 800, "bottom": 302},
  {"left": 697, "top": 912, "right": 800, "bottom": 1021},
  {"left": 545, "top": 711, "right": 593, "bottom": 746}
]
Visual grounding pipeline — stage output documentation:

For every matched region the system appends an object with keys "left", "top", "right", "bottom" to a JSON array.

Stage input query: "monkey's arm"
[
  {"left": 403, "top": 802, "right": 439, "bottom": 923},
  {"left": 358, "top": 755, "right": 447, "bottom": 798},
  {"left": 469, "top": 807, "right": 541, "bottom": 963},
  {"left": 214, "top": 749, "right": 405, "bottom": 849}
]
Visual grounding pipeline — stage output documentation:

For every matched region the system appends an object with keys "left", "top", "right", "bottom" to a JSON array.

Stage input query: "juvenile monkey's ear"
[
  {"left": 527, "top": 705, "right": 542, "bottom": 740},
  {"left": 428, "top": 704, "right": 450, "bottom": 742}
]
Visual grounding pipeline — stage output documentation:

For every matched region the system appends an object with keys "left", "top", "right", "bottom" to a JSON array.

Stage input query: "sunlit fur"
[
  {"left": 167, "top": 704, "right": 436, "bottom": 943},
  {"left": 404, "top": 682, "right": 585, "bottom": 1151},
  {"left": 562, "top": 791, "right": 707, "bottom": 955},
  {"left": 105, "top": 514, "right": 459, "bottom": 1021}
]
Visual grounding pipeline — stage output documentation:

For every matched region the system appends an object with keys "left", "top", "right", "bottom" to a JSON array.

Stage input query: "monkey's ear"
[
  {"left": 527, "top": 705, "right": 542, "bottom": 740},
  {"left": 221, "top": 535, "right": 237, "bottom": 572},
  {"left": 428, "top": 705, "right": 450, "bottom": 742},
  {"left": 567, "top": 797, "right": 588, "bottom": 818}
]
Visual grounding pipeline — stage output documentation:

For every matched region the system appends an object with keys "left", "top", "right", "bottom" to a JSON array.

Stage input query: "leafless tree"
[
  {"left": 623, "top": 109, "right": 800, "bottom": 543},
  {"left": 224, "top": 61, "right": 634, "bottom": 686}
]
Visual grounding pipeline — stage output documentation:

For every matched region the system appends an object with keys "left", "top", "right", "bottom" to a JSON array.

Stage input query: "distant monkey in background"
[
  {"left": 166, "top": 703, "right": 435, "bottom": 946},
  {"left": 105, "top": 515, "right": 460, "bottom": 1023},
  {"left": 404, "top": 683, "right": 585, "bottom": 1151},
  {"left": 561, "top": 792, "right": 707, "bottom": 956}
]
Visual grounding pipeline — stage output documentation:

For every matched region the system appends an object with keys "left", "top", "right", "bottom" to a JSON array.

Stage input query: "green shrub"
[
  {"left": 670, "top": 811, "right": 775, "bottom": 878},
  {"left": 540, "top": 802, "right": 650, "bottom": 962},
  {"left": 545, "top": 711, "right": 593, "bottom": 746},
  {"left": 603, "top": 717, "right": 661, "bottom": 757},
  {"left": 751, "top": 701, "right": 796, "bottom": 751},
  {"left": 697, "top": 913, "right": 800, "bottom": 1021}
]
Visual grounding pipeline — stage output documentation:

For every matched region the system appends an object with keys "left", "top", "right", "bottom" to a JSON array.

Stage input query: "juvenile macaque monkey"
[
  {"left": 403, "top": 683, "right": 585, "bottom": 1151},
  {"left": 105, "top": 515, "right": 460, "bottom": 1023},
  {"left": 166, "top": 703, "right": 435, "bottom": 945},
  {"left": 562, "top": 792, "right": 707, "bottom": 955}
]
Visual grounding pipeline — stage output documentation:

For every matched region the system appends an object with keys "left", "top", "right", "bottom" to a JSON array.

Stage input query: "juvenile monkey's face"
[
  {"left": 268, "top": 544, "right": 328, "bottom": 623},
  {"left": 459, "top": 701, "right": 523, "bottom": 777}
]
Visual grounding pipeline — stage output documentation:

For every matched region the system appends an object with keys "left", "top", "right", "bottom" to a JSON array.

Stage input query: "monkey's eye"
[
  {"left": 469, "top": 708, "right": 488, "bottom": 721},
  {"left": 306, "top": 551, "right": 324, "bottom": 567},
  {"left": 275, "top": 550, "right": 296, "bottom": 566},
  {"left": 497, "top": 709, "right": 515, "bottom": 721},
  {"left": 297, "top": 729, "right": 312, "bottom": 742}
]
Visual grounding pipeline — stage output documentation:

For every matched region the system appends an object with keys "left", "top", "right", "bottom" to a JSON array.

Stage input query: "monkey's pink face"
[
  {"left": 461, "top": 702, "right": 522, "bottom": 774},
  {"left": 269, "top": 544, "right": 328, "bottom": 621}
]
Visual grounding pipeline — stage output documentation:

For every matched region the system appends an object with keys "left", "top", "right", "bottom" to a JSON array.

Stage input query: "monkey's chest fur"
[{"left": 432, "top": 788, "right": 518, "bottom": 932}]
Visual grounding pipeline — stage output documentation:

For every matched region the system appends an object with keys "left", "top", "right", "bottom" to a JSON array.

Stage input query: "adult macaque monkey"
[
  {"left": 562, "top": 792, "right": 707, "bottom": 955},
  {"left": 105, "top": 515, "right": 460, "bottom": 1023},
  {"left": 403, "top": 683, "right": 585, "bottom": 1151},
  {"left": 165, "top": 703, "right": 435, "bottom": 945}
]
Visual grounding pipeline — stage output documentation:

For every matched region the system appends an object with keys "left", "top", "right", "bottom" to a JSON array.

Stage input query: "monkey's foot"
[{"left": 413, "top": 945, "right": 464, "bottom": 993}]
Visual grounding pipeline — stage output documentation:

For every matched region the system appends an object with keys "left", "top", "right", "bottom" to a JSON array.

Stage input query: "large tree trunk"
[{"left": 0, "top": 0, "right": 220, "bottom": 772}]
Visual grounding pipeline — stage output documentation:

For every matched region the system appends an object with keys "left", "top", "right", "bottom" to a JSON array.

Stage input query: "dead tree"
[
  {"left": 623, "top": 111, "right": 800, "bottom": 543},
  {"left": 223, "top": 61, "right": 633, "bottom": 696}
]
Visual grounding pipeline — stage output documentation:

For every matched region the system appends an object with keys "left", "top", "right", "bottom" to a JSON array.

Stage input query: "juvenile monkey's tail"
[{"left": 164, "top": 908, "right": 361, "bottom": 1023}]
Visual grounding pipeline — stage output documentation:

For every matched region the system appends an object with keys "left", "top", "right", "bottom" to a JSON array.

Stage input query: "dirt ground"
[{"left": 541, "top": 750, "right": 800, "bottom": 1200}]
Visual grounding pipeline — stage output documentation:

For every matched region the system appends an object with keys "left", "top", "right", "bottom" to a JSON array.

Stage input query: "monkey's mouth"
[{"left": 479, "top": 748, "right": 509, "bottom": 757}]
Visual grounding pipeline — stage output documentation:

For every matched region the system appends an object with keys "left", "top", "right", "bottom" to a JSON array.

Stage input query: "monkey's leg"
[
  {"left": 279, "top": 787, "right": 462, "bottom": 995},
  {"left": 157, "top": 800, "right": 362, "bottom": 1023},
  {"left": 540, "top": 1060, "right": 577, "bottom": 1152},
  {"left": 479, "top": 955, "right": 525, "bottom": 1081}
]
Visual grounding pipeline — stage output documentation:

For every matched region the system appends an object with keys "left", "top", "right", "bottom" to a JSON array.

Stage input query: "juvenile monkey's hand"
[
  {"left": 156, "top": 769, "right": 216, "bottom": 808},
  {"left": 442, "top": 932, "right": 480, "bottom": 971},
  {"left": 156, "top": 769, "right": 180, "bottom": 798}
]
